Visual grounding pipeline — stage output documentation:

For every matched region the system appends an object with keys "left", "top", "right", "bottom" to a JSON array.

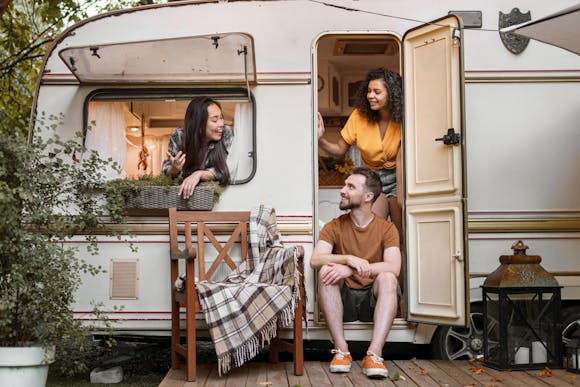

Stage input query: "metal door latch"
[{"left": 435, "top": 128, "right": 461, "bottom": 145}]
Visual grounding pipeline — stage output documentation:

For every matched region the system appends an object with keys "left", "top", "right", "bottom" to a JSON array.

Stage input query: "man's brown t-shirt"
[{"left": 318, "top": 213, "right": 399, "bottom": 289}]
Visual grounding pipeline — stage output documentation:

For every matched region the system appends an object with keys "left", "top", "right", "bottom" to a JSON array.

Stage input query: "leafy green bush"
[{"left": 0, "top": 114, "right": 124, "bottom": 375}]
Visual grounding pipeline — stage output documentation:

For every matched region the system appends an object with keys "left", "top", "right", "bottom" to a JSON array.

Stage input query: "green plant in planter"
[{"left": 0, "top": 115, "right": 126, "bottom": 376}]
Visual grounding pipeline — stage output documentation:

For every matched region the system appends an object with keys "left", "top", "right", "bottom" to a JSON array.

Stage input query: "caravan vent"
[
  {"left": 334, "top": 40, "right": 397, "bottom": 56},
  {"left": 110, "top": 259, "right": 139, "bottom": 299},
  {"left": 149, "top": 118, "right": 184, "bottom": 128}
]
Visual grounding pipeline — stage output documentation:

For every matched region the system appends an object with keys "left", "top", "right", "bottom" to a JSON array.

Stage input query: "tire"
[
  {"left": 562, "top": 306, "right": 580, "bottom": 348},
  {"left": 430, "top": 304, "right": 499, "bottom": 360}
]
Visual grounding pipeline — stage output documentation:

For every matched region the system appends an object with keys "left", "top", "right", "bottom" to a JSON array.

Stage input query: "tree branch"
[{"left": 0, "top": 38, "right": 53, "bottom": 73}]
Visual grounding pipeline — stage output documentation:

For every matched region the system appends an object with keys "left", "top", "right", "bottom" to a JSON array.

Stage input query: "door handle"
[{"left": 435, "top": 128, "right": 461, "bottom": 145}]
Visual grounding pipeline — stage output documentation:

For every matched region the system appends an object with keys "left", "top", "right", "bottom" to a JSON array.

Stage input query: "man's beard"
[{"left": 339, "top": 197, "right": 361, "bottom": 210}]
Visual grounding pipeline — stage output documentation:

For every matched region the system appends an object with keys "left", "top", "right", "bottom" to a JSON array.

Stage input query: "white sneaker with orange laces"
[
  {"left": 361, "top": 351, "right": 389, "bottom": 378},
  {"left": 329, "top": 349, "right": 352, "bottom": 373}
]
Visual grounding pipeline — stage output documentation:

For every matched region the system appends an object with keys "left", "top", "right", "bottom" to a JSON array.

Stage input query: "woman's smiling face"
[
  {"left": 366, "top": 78, "right": 389, "bottom": 111},
  {"left": 204, "top": 103, "right": 224, "bottom": 143}
]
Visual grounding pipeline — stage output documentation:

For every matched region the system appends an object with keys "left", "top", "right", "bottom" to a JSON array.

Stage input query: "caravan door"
[{"left": 402, "top": 15, "right": 468, "bottom": 326}]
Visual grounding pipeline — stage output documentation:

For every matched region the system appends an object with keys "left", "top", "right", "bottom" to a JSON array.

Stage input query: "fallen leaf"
[
  {"left": 420, "top": 370, "right": 429, "bottom": 376},
  {"left": 538, "top": 367, "right": 553, "bottom": 377},
  {"left": 463, "top": 384, "right": 476, "bottom": 387},
  {"left": 468, "top": 366, "right": 484, "bottom": 375},
  {"left": 411, "top": 357, "right": 417, "bottom": 361},
  {"left": 568, "top": 374, "right": 577, "bottom": 380},
  {"left": 389, "top": 372, "right": 400, "bottom": 381},
  {"left": 258, "top": 382, "right": 273, "bottom": 386}
]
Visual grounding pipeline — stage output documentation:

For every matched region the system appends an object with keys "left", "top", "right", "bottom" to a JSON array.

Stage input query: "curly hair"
[{"left": 353, "top": 68, "right": 403, "bottom": 124}]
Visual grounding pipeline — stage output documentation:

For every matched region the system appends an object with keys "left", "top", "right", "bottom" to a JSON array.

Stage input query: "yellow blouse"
[{"left": 340, "top": 109, "right": 401, "bottom": 170}]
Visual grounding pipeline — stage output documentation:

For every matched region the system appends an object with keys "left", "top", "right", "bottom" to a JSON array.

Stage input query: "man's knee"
[{"left": 374, "top": 271, "right": 398, "bottom": 293}]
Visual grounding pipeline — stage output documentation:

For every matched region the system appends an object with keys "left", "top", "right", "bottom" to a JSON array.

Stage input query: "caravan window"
[{"left": 84, "top": 89, "right": 255, "bottom": 184}]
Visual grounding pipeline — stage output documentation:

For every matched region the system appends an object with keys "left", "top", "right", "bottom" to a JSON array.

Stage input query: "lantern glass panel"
[
  {"left": 483, "top": 287, "right": 562, "bottom": 370},
  {"left": 566, "top": 339, "right": 580, "bottom": 374}
]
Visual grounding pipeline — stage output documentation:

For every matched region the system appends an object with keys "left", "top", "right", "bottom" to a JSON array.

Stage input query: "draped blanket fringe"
[{"left": 195, "top": 205, "right": 301, "bottom": 375}]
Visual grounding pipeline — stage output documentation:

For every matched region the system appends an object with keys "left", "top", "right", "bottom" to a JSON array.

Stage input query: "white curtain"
[
  {"left": 229, "top": 102, "right": 253, "bottom": 182},
  {"left": 86, "top": 101, "right": 127, "bottom": 179}
]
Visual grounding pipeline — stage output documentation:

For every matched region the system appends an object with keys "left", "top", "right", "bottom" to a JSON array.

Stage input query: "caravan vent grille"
[{"left": 110, "top": 259, "right": 139, "bottom": 299}]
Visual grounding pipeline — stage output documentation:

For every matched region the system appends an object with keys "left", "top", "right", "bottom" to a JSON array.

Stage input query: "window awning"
[{"left": 59, "top": 33, "right": 256, "bottom": 83}]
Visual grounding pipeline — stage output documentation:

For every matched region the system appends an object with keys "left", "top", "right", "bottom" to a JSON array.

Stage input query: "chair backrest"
[{"left": 168, "top": 208, "right": 251, "bottom": 282}]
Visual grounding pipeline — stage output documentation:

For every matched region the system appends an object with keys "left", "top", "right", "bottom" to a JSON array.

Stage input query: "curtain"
[
  {"left": 229, "top": 102, "right": 253, "bottom": 182},
  {"left": 86, "top": 101, "right": 127, "bottom": 179}
]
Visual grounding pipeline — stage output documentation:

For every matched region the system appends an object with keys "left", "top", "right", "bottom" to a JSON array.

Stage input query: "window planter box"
[{"left": 125, "top": 185, "right": 215, "bottom": 211}]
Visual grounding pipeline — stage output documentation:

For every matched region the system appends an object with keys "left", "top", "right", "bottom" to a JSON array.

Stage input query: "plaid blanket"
[{"left": 195, "top": 205, "right": 302, "bottom": 375}]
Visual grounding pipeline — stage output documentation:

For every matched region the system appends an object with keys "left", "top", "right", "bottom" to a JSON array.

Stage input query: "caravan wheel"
[
  {"left": 430, "top": 305, "right": 499, "bottom": 360},
  {"left": 562, "top": 306, "right": 580, "bottom": 348}
]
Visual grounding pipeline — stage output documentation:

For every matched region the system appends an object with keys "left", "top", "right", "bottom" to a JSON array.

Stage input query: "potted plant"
[{"left": 0, "top": 119, "right": 123, "bottom": 386}]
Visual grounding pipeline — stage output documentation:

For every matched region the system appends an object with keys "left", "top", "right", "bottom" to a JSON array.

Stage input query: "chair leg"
[
  {"left": 186, "top": 311, "right": 196, "bottom": 381},
  {"left": 269, "top": 338, "right": 280, "bottom": 363},
  {"left": 170, "top": 299, "right": 180, "bottom": 370},
  {"left": 294, "top": 297, "right": 304, "bottom": 376}
]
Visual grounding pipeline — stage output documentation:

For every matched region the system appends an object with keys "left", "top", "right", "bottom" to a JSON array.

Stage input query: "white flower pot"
[{"left": 0, "top": 346, "right": 55, "bottom": 387}]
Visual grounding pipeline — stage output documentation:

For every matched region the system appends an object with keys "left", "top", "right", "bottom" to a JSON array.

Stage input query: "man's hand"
[
  {"left": 320, "top": 262, "right": 353, "bottom": 285},
  {"left": 345, "top": 255, "right": 372, "bottom": 278}
]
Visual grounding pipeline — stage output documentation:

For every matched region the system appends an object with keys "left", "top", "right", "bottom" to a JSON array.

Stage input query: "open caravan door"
[{"left": 402, "top": 15, "right": 468, "bottom": 326}]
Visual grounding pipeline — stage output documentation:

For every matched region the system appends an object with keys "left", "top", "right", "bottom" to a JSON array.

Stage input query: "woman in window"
[
  {"left": 163, "top": 96, "right": 232, "bottom": 198},
  {"left": 318, "top": 68, "right": 402, "bottom": 229}
]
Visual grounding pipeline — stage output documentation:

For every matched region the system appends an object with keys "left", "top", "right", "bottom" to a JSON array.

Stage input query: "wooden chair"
[{"left": 168, "top": 208, "right": 305, "bottom": 381}]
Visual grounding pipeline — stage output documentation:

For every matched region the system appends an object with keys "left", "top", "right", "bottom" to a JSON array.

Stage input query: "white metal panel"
[{"left": 403, "top": 15, "right": 468, "bottom": 326}]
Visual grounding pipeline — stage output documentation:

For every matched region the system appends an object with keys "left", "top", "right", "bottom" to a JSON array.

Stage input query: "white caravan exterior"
[{"left": 32, "top": 0, "right": 580, "bottom": 359}]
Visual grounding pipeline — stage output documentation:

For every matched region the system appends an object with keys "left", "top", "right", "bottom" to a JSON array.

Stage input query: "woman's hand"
[
  {"left": 317, "top": 112, "right": 325, "bottom": 140},
  {"left": 178, "top": 170, "right": 202, "bottom": 199},
  {"left": 166, "top": 150, "right": 186, "bottom": 176}
]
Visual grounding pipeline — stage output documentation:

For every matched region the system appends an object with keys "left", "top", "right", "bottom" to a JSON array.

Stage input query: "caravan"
[{"left": 32, "top": 0, "right": 580, "bottom": 360}]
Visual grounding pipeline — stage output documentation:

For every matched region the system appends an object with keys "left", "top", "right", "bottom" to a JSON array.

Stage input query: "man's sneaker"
[
  {"left": 329, "top": 349, "right": 352, "bottom": 373},
  {"left": 361, "top": 351, "right": 389, "bottom": 378}
]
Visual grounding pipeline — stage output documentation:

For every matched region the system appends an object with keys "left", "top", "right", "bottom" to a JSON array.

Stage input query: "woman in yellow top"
[{"left": 318, "top": 68, "right": 403, "bottom": 226}]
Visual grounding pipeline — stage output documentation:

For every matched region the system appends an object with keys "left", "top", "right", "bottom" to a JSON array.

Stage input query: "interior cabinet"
[{"left": 318, "top": 62, "right": 341, "bottom": 115}]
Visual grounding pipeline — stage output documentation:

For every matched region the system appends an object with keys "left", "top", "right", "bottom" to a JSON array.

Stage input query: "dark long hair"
[
  {"left": 354, "top": 68, "right": 403, "bottom": 124},
  {"left": 181, "top": 96, "right": 230, "bottom": 186}
]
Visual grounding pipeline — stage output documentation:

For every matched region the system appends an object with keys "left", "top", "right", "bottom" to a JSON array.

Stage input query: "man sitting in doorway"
[{"left": 311, "top": 166, "right": 401, "bottom": 378}]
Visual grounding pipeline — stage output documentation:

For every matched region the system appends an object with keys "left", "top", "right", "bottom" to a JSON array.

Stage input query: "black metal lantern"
[
  {"left": 565, "top": 339, "right": 580, "bottom": 373},
  {"left": 482, "top": 241, "right": 562, "bottom": 370}
]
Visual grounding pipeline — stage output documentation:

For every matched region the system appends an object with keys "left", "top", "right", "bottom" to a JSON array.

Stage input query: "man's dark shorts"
[{"left": 341, "top": 283, "right": 402, "bottom": 322}]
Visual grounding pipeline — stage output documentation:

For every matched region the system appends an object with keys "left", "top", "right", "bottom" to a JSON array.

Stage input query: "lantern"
[{"left": 482, "top": 241, "right": 562, "bottom": 370}]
